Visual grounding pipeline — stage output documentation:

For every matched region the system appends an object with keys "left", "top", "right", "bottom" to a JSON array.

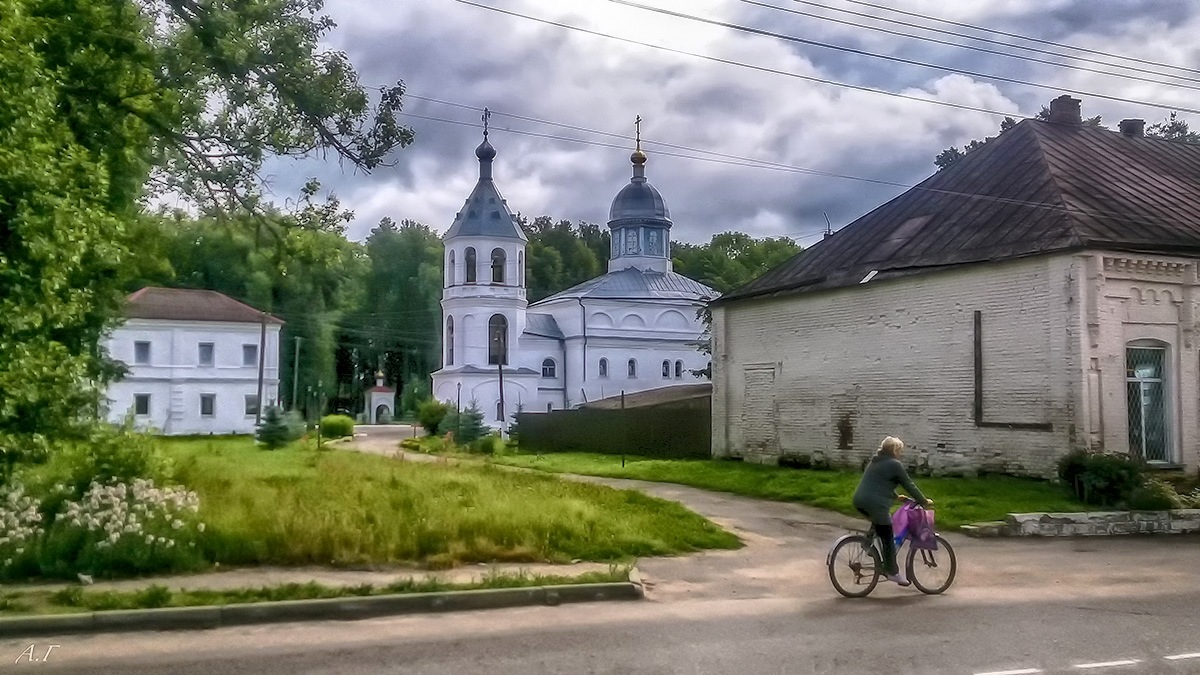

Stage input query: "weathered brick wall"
[{"left": 712, "top": 255, "right": 1084, "bottom": 477}]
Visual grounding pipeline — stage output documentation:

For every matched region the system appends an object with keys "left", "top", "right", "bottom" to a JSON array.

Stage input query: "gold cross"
[
  {"left": 635, "top": 114, "right": 642, "bottom": 150},
  {"left": 482, "top": 107, "right": 491, "bottom": 137}
]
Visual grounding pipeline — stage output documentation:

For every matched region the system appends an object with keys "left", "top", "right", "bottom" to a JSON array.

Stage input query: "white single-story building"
[
  {"left": 712, "top": 96, "right": 1200, "bottom": 477},
  {"left": 105, "top": 287, "right": 282, "bottom": 435}
]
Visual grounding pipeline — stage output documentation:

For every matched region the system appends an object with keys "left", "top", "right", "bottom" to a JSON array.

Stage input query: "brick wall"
[{"left": 712, "top": 254, "right": 1084, "bottom": 477}]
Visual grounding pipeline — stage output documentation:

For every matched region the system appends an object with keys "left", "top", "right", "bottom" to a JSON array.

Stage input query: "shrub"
[
  {"left": 399, "top": 437, "right": 422, "bottom": 452},
  {"left": 1056, "top": 450, "right": 1144, "bottom": 506},
  {"left": 442, "top": 401, "right": 489, "bottom": 444},
  {"left": 60, "top": 425, "right": 168, "bottom": 500},
  {"left": 1127, "top": 478, "right": 1180, "bottom": 510},
  {"left": 401, "top": 378, "right": 429, "bottom": 416},
  {"left": 0, "top": 483, "right": 43, "bottom": 574},
  {"left": 256, "top": 407, "right": 302, "bottom": 449},
  {"left": 319, "top": 415, "right": 355, "bottom": 439},
  {"left": 1178, "top": 488, "right": 1200, "bottom": 509},
  {"left": 470, "top": 434, "right": 503, "bottom": 455},
  {"left": 417, "top": 399, "right": 448, "bottom": 435}
]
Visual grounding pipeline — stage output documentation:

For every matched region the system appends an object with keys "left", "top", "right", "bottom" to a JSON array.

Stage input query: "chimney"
[
  {"left": 1119, "top": 118, "right": 1145, "bottom": 138},
  {"left": 1047, "top": 95, "right": 1082, "bottom": 125}
]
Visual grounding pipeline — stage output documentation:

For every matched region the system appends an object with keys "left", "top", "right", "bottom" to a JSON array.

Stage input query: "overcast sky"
[{"left": 261, "top": 0, "right": 1200, "bottom": 247}]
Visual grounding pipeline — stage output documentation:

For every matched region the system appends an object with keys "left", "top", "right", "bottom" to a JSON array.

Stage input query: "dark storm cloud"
[{"left": 257, "top": 0, "right": 1200, "bottom": 245}]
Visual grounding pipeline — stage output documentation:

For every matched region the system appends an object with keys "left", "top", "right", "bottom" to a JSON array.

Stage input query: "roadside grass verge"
[
  {"left": 159, "top": 438, "right": 740, "bottom": 570},
  {"left": 488, "top": 453, "right": 1087, "bottom": 530},
  {"left": 0, "top": 567, "right": 631, "bottom": 616}
]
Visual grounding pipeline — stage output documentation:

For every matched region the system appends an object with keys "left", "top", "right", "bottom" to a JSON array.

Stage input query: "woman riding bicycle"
[{"left": 851, "top": 436, "right": 932, "bottom": 587}]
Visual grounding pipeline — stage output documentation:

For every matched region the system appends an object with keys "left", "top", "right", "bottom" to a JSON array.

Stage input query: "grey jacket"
[{"left": 851, "top": 453, "right": 929, "bottom": 525}]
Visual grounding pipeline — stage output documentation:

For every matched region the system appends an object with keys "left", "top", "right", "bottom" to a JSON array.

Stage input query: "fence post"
[{"left": 621, "top": 390, "right": 626, "bottom": 468}]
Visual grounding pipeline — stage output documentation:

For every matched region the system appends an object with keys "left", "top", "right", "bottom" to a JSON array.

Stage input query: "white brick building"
[
  {"left": 105, "top": 287, "right": 282, "bottom": 435},
  {"left": 712, "top": 96, "right": 1200, "bottom": 477}
]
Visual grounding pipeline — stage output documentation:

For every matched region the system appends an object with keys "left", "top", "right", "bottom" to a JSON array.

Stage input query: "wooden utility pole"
[
  {"left": 255, "top": 310, "right": 267, "bottom": 425},
  {"left": 291, "top": 336, "right": 302, "bottom": 411}
]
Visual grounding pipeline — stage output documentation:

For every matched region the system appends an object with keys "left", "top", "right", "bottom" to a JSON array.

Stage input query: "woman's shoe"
[{"left": 886, "top": 573, "right": 911, "bottom": 587}]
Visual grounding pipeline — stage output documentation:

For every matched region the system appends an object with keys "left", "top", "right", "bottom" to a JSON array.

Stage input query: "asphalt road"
[{"left": 5, "top": 427, "right": 1196, "bottom": 674}]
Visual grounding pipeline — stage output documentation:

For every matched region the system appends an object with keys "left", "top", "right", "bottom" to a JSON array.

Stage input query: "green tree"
[
  {"left": 672, "top": 232, "right": 800, "bottom": 294},
  {"left": 1146, "top": 112, "right": 1200, "bottom": 143},
  {"left": 522, "top": 216, "right": 601, "bottom": 301},
  {"left": 935, "top": 109, "right": 1105, "bottom": 170}
]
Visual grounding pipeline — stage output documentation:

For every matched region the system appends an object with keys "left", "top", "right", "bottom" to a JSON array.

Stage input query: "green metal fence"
[{"left": 515, "top": 398, "right": 711, "bottom": 459}]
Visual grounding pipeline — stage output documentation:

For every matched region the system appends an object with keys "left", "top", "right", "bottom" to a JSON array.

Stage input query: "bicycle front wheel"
[
  {"left": 906, "top": 534, "right": 957, "bottom": 594},
  {"left": 828, "top": 535, "right": 881, "bottom": 598}
]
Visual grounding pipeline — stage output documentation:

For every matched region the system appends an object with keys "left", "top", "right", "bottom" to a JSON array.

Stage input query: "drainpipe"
[{"left": 577, "top": 298, "right": 587, "bottom": 409}]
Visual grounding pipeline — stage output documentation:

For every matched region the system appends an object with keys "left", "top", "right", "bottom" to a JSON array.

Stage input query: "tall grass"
[
  {"left": 161, "top": 439, "right": 740, "bottom": 569},
  {"left": 491, "top": 453, "right": 1088, "bottom": 530}
]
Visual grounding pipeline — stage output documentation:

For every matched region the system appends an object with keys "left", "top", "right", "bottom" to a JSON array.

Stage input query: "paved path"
[{"left": 6, "top": 426, "right": 1198, "bottom": 674}]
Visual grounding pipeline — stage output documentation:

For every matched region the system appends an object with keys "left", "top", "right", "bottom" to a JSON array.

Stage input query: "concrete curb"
[
  {"left": 962, "top": 508, "right": 1200, "bottom": 537},
  {"left": 0, "top": 582, "right": 643, "bottom": 638}
]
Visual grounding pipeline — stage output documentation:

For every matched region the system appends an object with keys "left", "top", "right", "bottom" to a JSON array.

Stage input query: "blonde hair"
[{"left": 879, "top": 436, "right": 904, "bottom": 457}]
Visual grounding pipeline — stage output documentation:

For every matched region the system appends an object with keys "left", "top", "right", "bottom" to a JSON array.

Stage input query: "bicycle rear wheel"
[
  {"left": 828, "top": 535, "right": 881, "bottom": 598},
  {"left": 906, "top": 534, "right": 956, "bottom": 594}
]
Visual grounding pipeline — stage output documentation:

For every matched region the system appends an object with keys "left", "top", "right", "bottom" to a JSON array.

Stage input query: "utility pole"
[
  {"left": 291, "top": 336, "right": 302, "bottom": 411},
  {"left": 497, "top": 332, "right": 506, "bottom": 439},
  {"left": 255, "top": 310, "right": 267, "bottom": 425},
  {"left": 316, "top": 379, "right": 324, "bottom": 450}
]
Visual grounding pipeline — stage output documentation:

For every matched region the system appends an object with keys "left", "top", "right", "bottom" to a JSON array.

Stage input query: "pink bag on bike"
[
  {"left": 908, "top": 508, "right": 938, "bottom": 550},
  {"left": 891, "top": 502, "right": 911, "bottom": 538}
]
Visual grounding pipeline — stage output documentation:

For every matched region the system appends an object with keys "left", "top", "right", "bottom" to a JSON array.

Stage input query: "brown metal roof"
[
  {"left": 581, "top": 383, "right": 711, "bottom": 409},
  {"left": 719, "top": 117, "right": 1200, "bottom": 304},
  {"left": 124, "top": 287, "right": 283, "bottom": 324}
]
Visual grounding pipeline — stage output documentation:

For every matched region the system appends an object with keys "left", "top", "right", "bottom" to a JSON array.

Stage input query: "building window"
[
  {"left": 198, "top": 343, "right": 214, "bottom": 367},
  {"left": 488, "top": 314, "right": 508, "bottom": 365},
  {"left": 627, "top": 358, "right": 637, "bottom": 379},
  {"left": 1126, "top": 345, "right": 1170, "bottom": 463},
  {"left": 200, "top": 394, "right": 216, "bottom": 417},
  {"left": 491, "top": 248, "right": 506, "bottom": 284},
  {"left": 661, "top": 360, "right": 671, "bottom": 378},
  {"left": 465, "top": 247, "right": 477, "bottom": 283},
  {"left": 599, "top": 358, "right": 608, "bottom": 378},
  {"left": 546, "top": 402, "right": 553, "bottom": 412},
  {"left": 446, "top": 316, "right": 455, "bottom": 365},
  {"left": 134, "top": 341, "right": 151, "bottom": 365},
  {"left": 243, "top": 344, "right": 258, "bottom": 367},
  {"left": 448, "top": 250, "right": 455, "bottom": 286},
  {"left": 675, "top": 360, "right": 683, "bottom": 378},
  {"left": 518, "top": 251, "right": 525, "bottom": 287},
  {"left": 134, "top": 394, "right": 150, "bottom": 416},
  {"left": 244, "top": 394, "right": 259, "bottom": 417},
  {"left": 496, "top": 400, "right": 504, "bottom": 421},
  {"left": 541, "top": 358, "right": 556, "bottom": 378}
]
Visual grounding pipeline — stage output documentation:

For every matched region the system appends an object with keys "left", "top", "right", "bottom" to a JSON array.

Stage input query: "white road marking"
[
  {"left": 1165, "top": 653, "right": 1200, "bottom": 661},
  {"left": 1073, "top": 660, "right": 1139, "bottom": 669},
  {"left": 974, "top": 669, "right": 1042, "bottom": 675}
]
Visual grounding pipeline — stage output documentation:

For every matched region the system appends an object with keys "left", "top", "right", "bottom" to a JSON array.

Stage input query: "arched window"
[
  {"left": 491, "top": 248, "right": 506, "bottom": 284},
  {"left": 675, "top": 360, "right": 683, "bottom": 378},
  {"left": 541, "top": 358, "right": 556, "bottom": 378},
  {"left": 488, "top": 314, "right": 508, "bottom": 365},
  {"left": 599, "top": 358, "right": 609, "bottom": 378},
  {"left": 518, "top": 251, "right": 525, "bottom": 287},
  {"left": 465, "top": 247, "right": 477, "bottom": 284},
  {"left": 627, "top": 358, "right": 638, "bottom": 379},
  {"left": 496, "top": 400, "right": 504, "bottom": 421},
  {"left": 661, "top": 360, "right": 671, "bottom": 378},
  {"left": 445, "top": 316, "right": 454, "bottom": 365},
  {"left": 447, "top": 251, "right": 455, "bottom": 286}
]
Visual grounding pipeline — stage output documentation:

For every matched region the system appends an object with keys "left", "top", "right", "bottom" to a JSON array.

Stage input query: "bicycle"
[{"left": 826, "top": 498, "right": 957, "bottom": 598}]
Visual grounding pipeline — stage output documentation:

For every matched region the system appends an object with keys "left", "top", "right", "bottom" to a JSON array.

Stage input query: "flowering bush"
[
  {"left": 39, "top": 479, "right": 207, "bottom": 579},
  {"left": 0, "top": 483, "right": 43, "bottom": 571}
]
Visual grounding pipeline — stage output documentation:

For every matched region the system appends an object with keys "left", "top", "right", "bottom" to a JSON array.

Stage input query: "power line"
[
  {"left": 744, "top": 0, "right": 1200, "bottom": 92},
  {"left": 448, "top": 0, "right": 1024, "bottom": 120},
  {"left": 838, "top": 0, "right": 1200, "bottom": 79},
  {"left": 603, "top": 0, "right": 1200, "bottom": 116}
]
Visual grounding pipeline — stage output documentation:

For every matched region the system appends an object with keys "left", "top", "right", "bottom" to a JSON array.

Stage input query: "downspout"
[{"left": 577, "top": 297, "right": 587, "bottom": 410}]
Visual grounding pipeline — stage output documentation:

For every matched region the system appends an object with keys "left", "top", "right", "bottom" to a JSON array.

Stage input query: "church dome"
[
  {"left": 609, "top": 180, "right": 671, "bottom": 223},
  {"left": 475, "top": 137, "right": 496, "bottom": 161}
]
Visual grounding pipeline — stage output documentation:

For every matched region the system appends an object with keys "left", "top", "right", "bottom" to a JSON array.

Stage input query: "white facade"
[
  {"left": 712, "top": 252, "right": 1200, "bottom": 477},
  {"left": 105, "top": 318, "right": 281, "bottom": 435},
  {"left": 431, "top": 134, "right": 717, "bottom": 428}
]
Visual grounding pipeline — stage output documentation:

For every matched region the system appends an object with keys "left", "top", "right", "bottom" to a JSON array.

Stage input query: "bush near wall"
[
  {"left": 1056, "top": 449, "right": 1197, "bottom": 509},
  {"left": 319, "top": 415, "right": 355, "bottom": 439}
]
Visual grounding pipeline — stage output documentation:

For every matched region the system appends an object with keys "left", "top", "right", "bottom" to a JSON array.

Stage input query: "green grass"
[
  {"left": 489, "top": 453, "right": 1088, "bottom": 530},
  {"left": 158, "top": 438, "right": 740, "bottom": 570},
  {"left": 0, "top": 567, "right": 631, "bottom": 617}
]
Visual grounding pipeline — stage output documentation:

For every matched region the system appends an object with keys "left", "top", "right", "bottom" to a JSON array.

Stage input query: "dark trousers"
[{"left": 858, "top": 508, "right": 899, "bottom": 575}]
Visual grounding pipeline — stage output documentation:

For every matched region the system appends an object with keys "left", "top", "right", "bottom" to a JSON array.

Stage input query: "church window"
[
  {"left": 465, "top": 248, "right": 477, "bottom": 283},
  {"left": 647, "top": 229, "right": 662, "bottom": 256},
  {"left": 611, "top": 231, "right": 621, "bottom": 257},
  {"left": 627, "top": 358, "right": 638, "bottom": 379},
  {"left": 547, "top": 402, "right": 553, "bottom": 412},
  {"left": 488, "top": 314, "right": 508, "bottom": 365},
  {"left": 491, "top": 248, "right": 506, "bottom": 284},
  {"left": 661, "top": 360, "right": 671, "bottom": 378},
  {"left": 448, "top": 251, "right": 455, "bottom": 286},
  {"left": 445, "top": 317, "right": 455, "bottom": 365},
  {"left": 624, "top": 228, "right": 640, "bottom": 255},
  {"left": 541, "top": 358, "right": 556, "bottom": 378},
  {"left": 518, "top": 251, "right": 524, "bottom": 287},
  {"left": 599, "top": 358, "right": 609, "bottom": 378},
  {"left": 496, "top": 400, "right": 503, "bottom": 421},
  {"left": 675, "top": 360, "right": 683, "bottom": 378}
]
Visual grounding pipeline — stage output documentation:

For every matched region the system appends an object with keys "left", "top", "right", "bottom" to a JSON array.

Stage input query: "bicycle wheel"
[
  {"left": 906, "top": 534, "right": 956, "bottom": 594},
  {"left": 828, "top": 535, "right": 882, "bottom": 598}
]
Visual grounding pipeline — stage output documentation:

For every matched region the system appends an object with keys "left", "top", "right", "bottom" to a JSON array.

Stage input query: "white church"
[{"left": 431, "top": 124, "right": 718, "bottom": 425}]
